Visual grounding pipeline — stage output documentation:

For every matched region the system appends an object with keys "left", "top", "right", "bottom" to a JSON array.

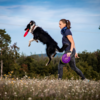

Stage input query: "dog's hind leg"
[
  {"left": 51, "top": 52, "right": 57, "bottom": 58},
  {"left": 45, "top": 47, "right": 52, "bottom": 66},
  {"left": 46, "top": 51, "right": 52, "bottom": 66},
  {"left": 46, "top": 56, "right": 51, "bottom": 66},
  {"left": 28, "top": 38, "right": 38, "bottom": 47},
  {"left": 56, "top": 43, "right": 68, "bottom": 52}
]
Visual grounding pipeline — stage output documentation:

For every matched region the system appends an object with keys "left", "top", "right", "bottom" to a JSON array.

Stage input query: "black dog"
[{"left": 25, "top": 20, "right": 68, "bottom": 66}]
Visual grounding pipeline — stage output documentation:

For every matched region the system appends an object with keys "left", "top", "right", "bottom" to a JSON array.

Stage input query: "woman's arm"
[
  {"left": 67, "top": 35, "right": 74, "bottom": 52},
  {"left": 72, "top": 36, "right": 76, "bottom": 52},
  {"left": 67, "top": 35, "right": 79, "bottom": 58}
]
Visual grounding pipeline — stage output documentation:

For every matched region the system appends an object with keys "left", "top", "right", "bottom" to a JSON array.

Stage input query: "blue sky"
[{"left": 0, "top": 0, "right": 100, "bottom": 55}]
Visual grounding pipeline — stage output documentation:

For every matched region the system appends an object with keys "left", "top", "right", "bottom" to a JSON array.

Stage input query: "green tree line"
[{"left": 0, "top": 29, "right": 100, "bottom": 80}]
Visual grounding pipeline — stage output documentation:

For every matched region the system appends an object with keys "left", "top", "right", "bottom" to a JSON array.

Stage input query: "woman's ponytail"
[
  {"left": 60, "top": 19, "right": 71, "bottom": 29},
  {"left": 66, "top": 20, "right": 71, "bottom": 29}
]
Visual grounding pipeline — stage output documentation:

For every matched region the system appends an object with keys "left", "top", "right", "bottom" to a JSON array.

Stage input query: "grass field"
[{"left": 0, "top": 77, "right": 100, "bottom": 100}]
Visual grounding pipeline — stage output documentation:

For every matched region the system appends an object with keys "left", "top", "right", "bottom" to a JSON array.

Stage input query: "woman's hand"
[
  {"left": 67, "top": 52, "right": 71, "bottom": 57},
  {"left": 75, "top": 53, "right": 79, "bottom": 58}
]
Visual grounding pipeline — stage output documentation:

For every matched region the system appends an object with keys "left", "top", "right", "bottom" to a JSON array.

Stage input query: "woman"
[{"left": 58, "top": 19, "right": 85, "bottom": 80}]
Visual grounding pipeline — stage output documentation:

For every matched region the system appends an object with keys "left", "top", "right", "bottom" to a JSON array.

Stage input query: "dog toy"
[
  {"left": 61, "top": 53, "right": 71, "bottom": 63},
  {"left": 24, "top": 29, "right": 29, "bottom": 37}
]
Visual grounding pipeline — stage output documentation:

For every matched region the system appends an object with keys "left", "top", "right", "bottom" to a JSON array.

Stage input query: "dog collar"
[{"left": 29, "top": 24, "right": 38, "bottom": 33}]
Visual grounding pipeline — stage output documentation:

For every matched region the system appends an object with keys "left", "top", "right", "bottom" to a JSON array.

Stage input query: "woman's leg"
[
  {"left": 58, "top": 48, "right": 85, "bottom": 80},
  {"left": 69, "top": 50, "right": 85, "bottom": 80},
  {"left": 58, "top": 61, "right": 65, "bottom": 79}
]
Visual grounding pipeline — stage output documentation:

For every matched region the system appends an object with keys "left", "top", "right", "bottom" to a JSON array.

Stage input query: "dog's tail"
[{"left": 56, "top": 43, "right": 68, "bottom": 52}]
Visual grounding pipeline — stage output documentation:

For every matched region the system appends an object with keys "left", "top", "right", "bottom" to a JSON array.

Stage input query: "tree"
[
  {"left": 99, "top": 26, "right": 100, "bottom": 30},
  {"left": 0, "top": 29, "right": 11, "bottom": 78}
]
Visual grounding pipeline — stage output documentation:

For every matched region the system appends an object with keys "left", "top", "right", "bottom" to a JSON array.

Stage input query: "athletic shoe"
[{"left": 83, "top": 78, "right": 90, "bottom": 82}]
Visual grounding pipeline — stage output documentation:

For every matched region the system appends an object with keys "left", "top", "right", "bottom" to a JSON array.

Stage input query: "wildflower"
[
  {"left": 64, "top": 86, "right": 67, "bottom": 88},
  {"left": 12, "top": 78, "right": 14, "bottom": 80},
  {"left": 13, "top": 92, "right": 17, "bottom": 97},
  {"left": 16, "top": 78, "right": 18, "bottom": 80},
  {"left": 25, "top": 85, "right": 28, "bottom": 88},
  {"left": 25, "top": 75, "right": 28, "bottom": 78},
  {"left": 14, "top": 92, "right": 16, "bottom": 95},
  {"left": 75, "top": 86, "right": 79, "bottom": 89},
  {"left": 71, "top": 77, "right": 74, "bottom": 80},
  {"left": 28, "top": 97, "right": 32, "bottom": 100},
  {"left": 4, "top": 74, "right": 6, "bottom": 76},
  {"left": 65, "top": 95, "right": 67, "bottom": 98},
  {"left": 11, "top": 81, "right": 13, "bottom": 84},
  {"left": 96, "top": 95, "right": 98, "bottom": 98},
  {"left": 44, "top": 89, "right": 49, "bottom": 92},
  {"left": 11, "top": 71, "right": 13, "bottom": 73},
  {"left": 5, "top": 92, "right": 7, "bottom": 95},
  {"left": 30, "top": 89, "right": 32, "bottom": 92},
  {"left": 5, "top": 82, "right": 8, "bottom": 85},
  {"left": 72, "top": 89, "right": 75, "bottom": 92}
]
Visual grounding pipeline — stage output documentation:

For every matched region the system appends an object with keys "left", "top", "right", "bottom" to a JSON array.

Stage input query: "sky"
[{"left": 0, "top": 0, "right": 100, "bottom": 55}]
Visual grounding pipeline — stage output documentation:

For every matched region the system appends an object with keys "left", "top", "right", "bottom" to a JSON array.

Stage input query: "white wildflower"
[
  {"left": 14, "top": 92, "right": 17, "bottom": 97},
  {"left": 44, "top": 89, "right": 49, "bottom": 92},
  {"left": 65, "top": 95, "right": 67, "bottom": 98},
  {"left": 16, "top": 78, "right": 18, "bottom": 80},
  {"left": 28, "top": 97, "right": 32, "bottom": 100},
  {"left": 96, "top": 95, "right": 98, "bottom": 98},
  {"left": 72, "top": 89, "right": 75, "bottom": 92},
  {"left": 14, "top": 92, "right": 16, "bottom": 95},
  {"left": 5, "top": 92, "right": 7, "bottom": 95},
  {"left": 5, "top": 82, "right": 8, "bottom": 85},
  {"left": 30, "top": 89, "right": 32, "bottom": 92}
]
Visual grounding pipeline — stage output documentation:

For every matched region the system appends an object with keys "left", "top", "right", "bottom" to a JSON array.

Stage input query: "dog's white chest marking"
[
  {"left": 28, "top": 24, "right": 38, "bottom": 46},
  {"left": 29, "top": 24, "right": 38, "bottom": 34}
]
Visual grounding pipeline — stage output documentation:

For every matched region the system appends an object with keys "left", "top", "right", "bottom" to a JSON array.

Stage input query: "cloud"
[
  {"left": 0, "top": 4, "right": 100, "bottom": 31},
  {"left": 0, "top": 4, "right": 100, "bottom": 33}
]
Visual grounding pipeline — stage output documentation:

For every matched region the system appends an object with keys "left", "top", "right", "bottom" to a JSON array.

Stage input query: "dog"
[{"left": 25, "top": 20, "right": 68, "bottom": 66}]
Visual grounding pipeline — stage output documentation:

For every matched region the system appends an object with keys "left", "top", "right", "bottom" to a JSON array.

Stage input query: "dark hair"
[
  {"left": 60, "top": 19, "right": 71, "bottom": 29},
  {"left": 30, "top": 20, "right": 36, "bottom": 25}
]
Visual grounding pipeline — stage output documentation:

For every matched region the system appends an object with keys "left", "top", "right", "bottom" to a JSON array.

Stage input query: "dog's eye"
[{"left": 31, "top": 23, "right": 33, "bottom": 25}]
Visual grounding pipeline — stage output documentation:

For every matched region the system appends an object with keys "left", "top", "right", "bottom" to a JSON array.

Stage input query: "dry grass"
[{"left": 0, "top": 77, "right": 100, "bottom": 100}]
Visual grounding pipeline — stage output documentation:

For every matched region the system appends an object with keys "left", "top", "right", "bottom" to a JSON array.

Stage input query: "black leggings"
[{"left": 58, "top": 48, "right": 85, "bottom": 80}]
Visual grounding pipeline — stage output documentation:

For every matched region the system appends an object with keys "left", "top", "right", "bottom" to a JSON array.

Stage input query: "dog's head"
[{"left": 24, "top": 20, "right": 36, "bottom": 31}]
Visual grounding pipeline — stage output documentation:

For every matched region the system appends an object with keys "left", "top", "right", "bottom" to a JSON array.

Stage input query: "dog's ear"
[{"left": 30, "top": 20, "right": 36, "bottom": 25}]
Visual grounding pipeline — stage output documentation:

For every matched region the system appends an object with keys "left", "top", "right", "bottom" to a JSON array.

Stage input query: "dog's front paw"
[
  {"left": 36, "top": 40, "right": 38, "bottom": 43},
  {"left": 28, "top": 43, "right": 31, "bottom": 47}
]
